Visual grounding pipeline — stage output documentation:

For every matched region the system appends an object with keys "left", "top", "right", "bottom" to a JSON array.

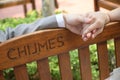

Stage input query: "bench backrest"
[
  {"left": 0, "top": 0, "right": 35, "bottom": 16},
  {"left": 94, "top": 0, "right": 120, "bottom": 11},
  {"left": 0, "top": 22, "right": 120, "bottom": 80}
]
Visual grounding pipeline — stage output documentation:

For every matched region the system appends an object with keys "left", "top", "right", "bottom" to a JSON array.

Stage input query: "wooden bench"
[
  {"left": 0, "top": 22, "right": 120, "bottom": 80},
  {"left": 94, "top": 0, "right": 120, "bottom": 11},
  {"left": 0, "top": 0, "right": 36, "bottom": 16}
]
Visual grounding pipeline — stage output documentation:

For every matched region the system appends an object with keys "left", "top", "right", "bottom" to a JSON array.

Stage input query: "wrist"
[
  {"left": 63, "top": 14, "right": 67, "bottom": 28},
  {"left": 105, "top": 12, "right": 111, "bottom": 24}
]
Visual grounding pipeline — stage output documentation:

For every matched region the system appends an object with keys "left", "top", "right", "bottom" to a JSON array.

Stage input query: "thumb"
[
  {"left": 84, "top": 17, "right": 92, "bottom": 23},
  {"left": 78, "top": 16, "right": 92, "bottom": 23}
]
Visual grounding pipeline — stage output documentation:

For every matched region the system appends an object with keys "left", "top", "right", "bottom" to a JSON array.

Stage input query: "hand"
[
  {"left": 63, "top": 14, "right": 90, "bottom": 35},
  {"left": 81, "top": 11, "right": 110, "bottom": 41}
]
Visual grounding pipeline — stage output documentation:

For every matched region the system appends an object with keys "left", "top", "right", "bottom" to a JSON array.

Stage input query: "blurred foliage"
[
  {"left": 0, "top": 10, "right": 41, "bottom": 31},
  {"left": 1, "top": 10, "right": 115, "bottom": 80}
]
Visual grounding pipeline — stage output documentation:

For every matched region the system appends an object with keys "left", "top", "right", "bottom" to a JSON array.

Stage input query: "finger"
[
  {"left": 82, "top": 36, "right": 88, "bottom": 41},
  {"left": 82, "top": 32, "right": 92, "bottom": 41},
  {"left": 82, "top": 32, "right": 91, "bottom": 41},
  {"left": 82, "top": 22, "right": 98, "bottom": 36},
  {"left": 92, "top": 29, "right": 97, "bottom": 34},
  {"left": 78, "top": 15, "right": 92, "bottom": 24},
  {"left": 81, "top": 23, "right": 90, "bottom": 35},
  {"left": 86, "top": 32, "right": 92, "bottom": 39},
  {"left": 84, "top": 17, "right": 93, "bottom": 23},
  {"left": 84, "top": 13, "right": 94, "bottom": 24},
  {"left": 92, "top": 29, "right": 103, "bottom": 39},
  {"left": 91, "top": 29, "right": 97, "bottom": 39}
]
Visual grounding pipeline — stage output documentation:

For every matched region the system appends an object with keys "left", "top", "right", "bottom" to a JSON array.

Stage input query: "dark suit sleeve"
[{"left": 0, "top": 15, "right": 58, "bottom": 42}]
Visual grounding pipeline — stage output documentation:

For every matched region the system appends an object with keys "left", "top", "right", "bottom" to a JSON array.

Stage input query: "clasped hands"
[{"left": 63, "top": 11, "right": 110, "bottom": 41}]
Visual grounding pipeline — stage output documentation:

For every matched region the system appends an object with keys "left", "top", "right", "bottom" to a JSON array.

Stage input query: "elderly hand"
[
  {"left": 63, "top": 14, "right": 90, "bottom": 35},
  {"left": 81, "top": 11, "right": 110, "bottom": 41}
]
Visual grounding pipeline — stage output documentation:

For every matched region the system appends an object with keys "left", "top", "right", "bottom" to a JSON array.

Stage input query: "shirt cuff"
[{"left": 55, "top": 14, "right": 65, "bottom": 28}]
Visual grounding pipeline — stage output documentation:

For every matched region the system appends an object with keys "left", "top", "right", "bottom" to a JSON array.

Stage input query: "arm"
[
  {"left": 0, "top": 15, "right": 58, "bottom": 42},
  {"left": 0, "top": 14, "right": 87, "bottom": 42},
  {"left": 108, "top": 7, "right": 120, "bottom": 22}
]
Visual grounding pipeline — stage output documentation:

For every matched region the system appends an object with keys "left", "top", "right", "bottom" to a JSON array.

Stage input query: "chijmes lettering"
[{"left": 7, "top": 35, "right": 64, "bottom": 60}]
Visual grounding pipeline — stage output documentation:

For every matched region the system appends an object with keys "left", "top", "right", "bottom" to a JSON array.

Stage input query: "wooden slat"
[
  {"left": 58, "top": 52, "right": 73, "bottom": 80},
  {"left": 98, "top": 0, "right": 120, "bottom": 10},
  {"left": 0, "top": 0, "right": 35, "bottom": 16},
  {"left": 106, "top": 0, "right": 120, "bottom": 4},
  {"left": 0, "top": 70, "right": 5, "bottom": 80},
  {"left": 37, "top": 58, "right": 51, "bottom": 80},
  {"left": 78, "top": 46, "right": 92, "bottom": 80},
  {"left": 23, "top": 3, "right": 27, "bottom": 16},
  {"left": 94, "top": 0, "right": 100, "bottom": 11},
  {"left": 14, "top": 64, "right": 29, "bottom": 80},
  {"left": 0, "top": 0, "right": 32, "bottom": 8},
  {"left": 30, "top": 0, "right": 36, "bottom": 10},
  {"left": 97, "top": 41, "right": 109, "bottom": 80},
  {"left": 114, "top": 37, "right": 120, "bottom": 67}
]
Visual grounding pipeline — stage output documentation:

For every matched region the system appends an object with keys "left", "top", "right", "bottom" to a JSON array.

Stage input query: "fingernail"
[{"left": 83, "top": 37, "right": 87, "bottom": 41}]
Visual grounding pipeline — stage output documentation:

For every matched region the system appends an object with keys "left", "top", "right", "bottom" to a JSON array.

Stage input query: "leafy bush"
[{"left": 0, "top": 10, "right": 40, "bottom": 31}]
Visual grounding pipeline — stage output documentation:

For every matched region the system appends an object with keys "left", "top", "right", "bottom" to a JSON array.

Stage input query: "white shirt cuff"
[{"left": 56, "top": 14, "right": 65, "bottom": 28}]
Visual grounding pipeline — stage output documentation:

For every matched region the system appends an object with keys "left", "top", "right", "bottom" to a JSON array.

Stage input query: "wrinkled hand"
[
  {"left": 81, "top": 11, "right": 110, "bottom": 41},
  {"left": 63, "top": 14, "right": 90, "bottom": 35}
]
